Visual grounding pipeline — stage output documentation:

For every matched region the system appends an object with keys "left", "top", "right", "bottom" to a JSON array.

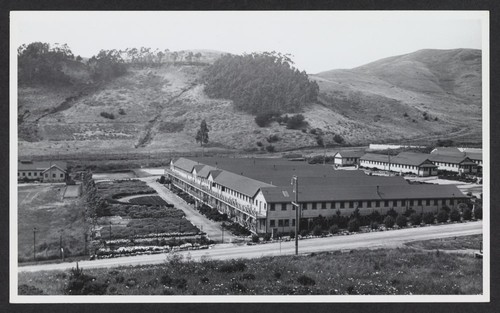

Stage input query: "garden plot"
[{"left": 92, "top": 179, "right": 204, "bottom": 259}]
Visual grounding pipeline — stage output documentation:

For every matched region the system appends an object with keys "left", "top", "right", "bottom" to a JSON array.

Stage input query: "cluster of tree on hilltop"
[
  {"left": 18, "top": 42, "right": 128, "bottom": 85},
  {"left": 17, "top": 42, "right": 77, "bottom": 85},
  {"left": 121, "top": 48, "right": 204, "bottom": 65},
  {"left": 203, "top": 52, "right": 319, "bottom": 115}
]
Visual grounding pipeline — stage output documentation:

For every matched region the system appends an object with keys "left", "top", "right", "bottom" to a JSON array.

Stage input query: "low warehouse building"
[{"left": 333, "top": 150, "right": 365, "bottom": 166}]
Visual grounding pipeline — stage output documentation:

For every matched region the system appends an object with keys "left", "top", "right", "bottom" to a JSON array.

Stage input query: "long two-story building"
[{"left": 167, "top": 157, "right": 468, "bottom": 234}]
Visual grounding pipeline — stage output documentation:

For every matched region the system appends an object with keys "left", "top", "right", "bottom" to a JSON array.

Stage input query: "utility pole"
[
  {"left": 59, "top": 229, "right": 63, "bottom": 260},
  {"left": 292, "top": 176, "right": 299, "bottom": 255},
  {"left": 33, "top": 227, "right": 37, "bottom": 262},
  {"left": 109, "top": 222, "right": 112, "bottom": 240},
  {"left": 221, "top": 222, "right": 225, "bottom": 243}
]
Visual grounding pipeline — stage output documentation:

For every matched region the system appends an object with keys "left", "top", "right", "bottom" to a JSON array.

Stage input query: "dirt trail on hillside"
[{"left": 134, "top": 85, "right": 195, "bottom": 148}]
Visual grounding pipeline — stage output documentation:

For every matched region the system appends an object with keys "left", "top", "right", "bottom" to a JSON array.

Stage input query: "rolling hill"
[{"left": 17, "top": 48, "right": 482, "bottom": 158}]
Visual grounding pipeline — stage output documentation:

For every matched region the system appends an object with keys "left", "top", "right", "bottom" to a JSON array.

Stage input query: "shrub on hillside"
[
  {"left": 333, "top": 134, "right": 345, "bottom": 144},
  {"left": 266, "top": 134, "right": 280, "bottom": 143},
  {"left": 100, "top": 112, "right": 115, "bottom": 119},
  {"left": 266, "top": 145, "right": 276, "bottom": 152},
  {"left": 286, "top": 114, "right": 306, "bottom": 130},
  {"left": 384, "top": 216, "right": 395, "bottom": 228},
  {"left": 423, "top": 212, "right": 435, "bottom": 224},
  {"left": 347, "top": 218, "right": 360, "bottom": 232},
  {"left": 255, "top": 112, "right": 275, "bottom": 127},
  {"left": 449, "top": 208, "right": 461, "bottom": 222},
  {"left": 256, "top": 141, "right": 263, "bottom": 147},
  {"left": 437, "top": 210, "right": 449, "bottom": 223},
  {"left": 462, "top": 207, "right": 472, "bottom": 221},
  {"left": 118, "top": 108, "right": 126, "bottom": 115},
  {"left": 409, "top": 213, "right": 422, "bottom": 226},
  {"left": 395, "top": 214, "right": 408, "bottom": 228}
]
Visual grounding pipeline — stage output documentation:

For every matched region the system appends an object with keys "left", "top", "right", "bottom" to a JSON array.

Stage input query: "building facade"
[
  {"left": 333, "top": 151, "right": 365, "bottom": 166},
  {"left": 167, "top": 157, "right": 467, "bottom": 235},
  {"left": 18, "top": 160, "right": 67, "bottom": 182}
]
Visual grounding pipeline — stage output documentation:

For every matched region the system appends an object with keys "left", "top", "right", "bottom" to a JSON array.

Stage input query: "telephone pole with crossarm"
[{"left": 291, "top": 176, "right": 299, "bottom": 255}]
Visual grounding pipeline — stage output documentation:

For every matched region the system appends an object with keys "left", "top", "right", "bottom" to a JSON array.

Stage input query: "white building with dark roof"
[
  {"left": 360, "top": 152, "right": 438, "bottom": 176},
  {"left": 167, "top": 157, "right": 468, "bottom": 234},
  {"left": 333, "top": 150, "right": 365, "bottom": 166},
  {"left": 18, "top": 160, "right": 67, "bottom": 182}
]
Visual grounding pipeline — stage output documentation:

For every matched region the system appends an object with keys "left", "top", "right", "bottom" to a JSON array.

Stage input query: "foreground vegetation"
[
  {"left": 18, "top": 245, "right": 482, "bottom": 295},
  {"left": 405, "top": 234, "right": 482, "bottom": 251}
]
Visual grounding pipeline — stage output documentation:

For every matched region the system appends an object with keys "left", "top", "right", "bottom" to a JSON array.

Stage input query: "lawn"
[
  {"left": 405, "top": 234, "right": 483, "bottom": 251},
  {"left": 128, "top": 195, "right": 169, "bottom": 206},
  {"left": 18, "top": 246, "right": 482, "bottom": 295},
  {"left": 18, "top": 184, "right": 88, "bottom": 262}
]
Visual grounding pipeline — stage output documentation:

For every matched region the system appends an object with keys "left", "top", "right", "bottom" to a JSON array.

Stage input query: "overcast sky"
[{"left": 11, "top": 11, "right": 486, "bottom": 74}]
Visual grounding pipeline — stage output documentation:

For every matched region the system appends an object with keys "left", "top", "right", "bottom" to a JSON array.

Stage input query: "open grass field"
[
  {"left": 18, "top": 184, "right": 87, "bottom": 262},
  {"left": 18, "top": 245, "right": 482, "bottom": 295}
]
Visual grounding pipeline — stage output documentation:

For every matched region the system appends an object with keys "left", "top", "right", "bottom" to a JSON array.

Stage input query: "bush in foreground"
[
  {"left": 449, "top": 209, "right": 461, "bottom": 222},
  {"left": 437, "top": 210, "right": 449, "bottom": 223},
  {"left": 409, "top": 213, "right": 422, "bottom": 226},
  {"left": 347, "top": 218, "right": 360, "bottom": 232},
  {"left": 462, "top": 207, "right": 472, "bottom": 221},
  {"left": 384, "top": 215, "right": 395, "bottom": 228},
  {"left": 395, "top": 214, "right": 408, "bottom": 228},
  {"left": 423, "top": 212, "right": 435, "bottom": 224}
]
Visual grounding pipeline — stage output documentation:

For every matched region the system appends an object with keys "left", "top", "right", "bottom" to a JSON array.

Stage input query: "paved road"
[
  {"left": 140, "top": 177, "right": 238, "bottom": 243},
  {"left": 18, "top": 221, "right": 482, "bottom": 273}
]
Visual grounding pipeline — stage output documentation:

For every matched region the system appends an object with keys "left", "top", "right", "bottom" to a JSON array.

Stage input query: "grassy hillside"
[
  {"left": 18, "top": 49, "right": 482, "bottom": 158},
  {"left": 312, "top": 49, "right": 482, "bottom": 145}
]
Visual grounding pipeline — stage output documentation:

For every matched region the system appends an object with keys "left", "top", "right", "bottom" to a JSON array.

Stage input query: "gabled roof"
[
  {"left": 427, "top": 154, "right": 477, "bottom": 165},
  {"left": 213, "top": 171, "right": 274, "bottom": 198},
  {"left": 431, "top": 147, "right": 482, "bottom": 162},
  {"left": 42, "top": 164, "right": 67, "bottom": 173},
  {"left": 390, "top": 152, "right": 436, "bottom": 167},
  {"left": 360, "top": 153, "right": 390, "bottom": 163},
  {"left": 197, "top": 165, "right": 218, "bottom": 178},
  {"left": 18, "top": 160, "right": 67, "bottom": 171},
  {"left": 192, "top": 165, "right": 205, "bottom": 173},
  {"left": 260, "top": 183, "right": 466, "bottom": 203},
  {"left": 172, "top": 157, "right": 199, "bottom": 173},
  {"left": 334, "top": 150, "right": 365, "bottom": 158},
  {"left": 377, "top": 184, "right": 466, "bottom": 200}
]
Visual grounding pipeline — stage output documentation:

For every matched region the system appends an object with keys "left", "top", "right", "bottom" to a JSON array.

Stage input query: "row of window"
[
  {"left": 18, "top": 172, "right": 64, "bottom": 178},
  {"left": 269, "top": 199, "right": 458, "bottom": 211},
  {"left": 270, "top": 219, "right": 295, "bottom": 228}
]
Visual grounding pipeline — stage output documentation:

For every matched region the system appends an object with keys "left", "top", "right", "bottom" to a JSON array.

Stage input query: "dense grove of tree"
[
  {"left": 203, "top": 52, "right": 319, "bottom": 115},
  {"left": 18, "top": 42, "right": 206, "bottom": 85},
  {"left": 87, "top": 49, "right": 127, "bottom": 82},
  {"left": 18, "top": 42, "right": 75, "bottom": 85}
]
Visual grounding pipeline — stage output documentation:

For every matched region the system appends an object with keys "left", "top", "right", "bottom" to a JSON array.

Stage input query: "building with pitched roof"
[
  {"left": 333, "top": 150, "right": 365, "bottom": 166},
  {"left": 167, "top": 157, "right": 467, "bottom": 234},
  {"left": 18, "top": 160, "right": 67, "bottom": 182},
  {"left": 360, "top": 152, "right": 438, "bottom": 176}
]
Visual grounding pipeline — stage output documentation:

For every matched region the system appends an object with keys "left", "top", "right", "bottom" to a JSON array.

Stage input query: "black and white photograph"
[{"left": 10, "top": 10, "right": 489, "bottom": 302}]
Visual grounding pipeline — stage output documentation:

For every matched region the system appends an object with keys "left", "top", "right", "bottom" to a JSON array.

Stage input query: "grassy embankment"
[{"left": 18, "top": 235, "right": 482, "bottom": 295}]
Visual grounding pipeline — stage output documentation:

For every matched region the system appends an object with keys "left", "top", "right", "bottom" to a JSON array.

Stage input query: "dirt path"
[
  {"left": 140, "top": 177, "right": 238, "bottom": 243},
  {"left": 135, "top": 86, "right": 194, "bottom": 148}
]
